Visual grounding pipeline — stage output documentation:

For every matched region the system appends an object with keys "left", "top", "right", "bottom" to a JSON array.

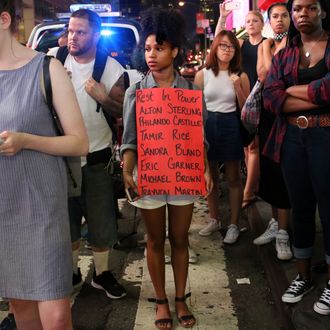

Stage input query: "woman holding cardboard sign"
[
  {"left": 121, "top": 8, "right": 212, "bottom": 330},
  {"left": 194, "top": 31, "right": 250, "bottom": 244}
]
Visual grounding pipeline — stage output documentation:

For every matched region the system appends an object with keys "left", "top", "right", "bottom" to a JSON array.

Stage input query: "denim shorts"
[
  {"left": 130, "top": 195, "right": 195, "bottom": 210},
  {"left": 68, "top": 163, "right": 118, "bottom": 248},
  {"left": 206, "top": 111, "right": 244, "bottom": 162}
]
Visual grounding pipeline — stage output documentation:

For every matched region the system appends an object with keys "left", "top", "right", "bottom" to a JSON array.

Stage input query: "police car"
[{"left": 27, "top": 3, "right": 143, "bottom": 82}]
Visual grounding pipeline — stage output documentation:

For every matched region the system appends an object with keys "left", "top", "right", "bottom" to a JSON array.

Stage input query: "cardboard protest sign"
[{"left": 136, "top": 88, "right": 206, "bottom": 196}]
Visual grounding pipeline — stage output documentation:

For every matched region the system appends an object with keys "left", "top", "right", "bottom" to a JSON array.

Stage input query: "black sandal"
[
  {"left": 148, "top": 297, "right": 173, "bottom": 329},
  {"left": 175, "top": 292, "right": 196, "bottom": 328}
]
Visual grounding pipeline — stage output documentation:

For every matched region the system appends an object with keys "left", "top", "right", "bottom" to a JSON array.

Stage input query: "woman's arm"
[
  {"left": 257, "top": 43, "right": 266, "bottom": 83},
  {"left": 194, "top": 69, "right": 204, "bottom": 90},
  {"left": 282, "top": 96, "right": 319, "bottom": 113},
  {"left": 307, "top": 72, "right": 330, "bottom": 106},
  {"left": 203, "top": 148, "right": 213, "bottom": 197},
  {"left": 232, "top": 72, "right": 250, "bottom": 109},
  {"left": 262, "top": 39, "right": 275, "bottom": 73},
  {"left": 286, "top": 85, "right": 310, "bottom": 101},
  {"left": 122, "top": 149, "right": 138, "bottom": 192},
  {"left": 0, "top": 58, "right": 88, "bottom": 157},
  {"left": 215, "top": 3, "right": 232, "bottom": 36},
  {"left": 263, "top": 52, "right": 289, "bottom": 115}
]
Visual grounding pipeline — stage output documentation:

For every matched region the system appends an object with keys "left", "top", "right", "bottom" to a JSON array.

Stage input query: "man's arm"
[{"left": 85, "top": 73, "right": 125, "bottom": 118}]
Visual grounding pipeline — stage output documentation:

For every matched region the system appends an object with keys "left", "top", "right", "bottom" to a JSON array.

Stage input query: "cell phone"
[
  {"left": 0, "top": 138, "right": 4, "bottom": 145},
  {"left": 125, "top": 187, "right": 139, "bottom": 202},
  {"left": 225, "top": 1, "right": 241, "bottom": 11}
]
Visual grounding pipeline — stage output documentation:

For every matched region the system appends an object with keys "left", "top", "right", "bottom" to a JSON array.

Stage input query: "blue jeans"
[
  {"left": 281, "top": 124, "right": 330, "bottom": 264},
  {"left": 68, "top": 163, "right": 118, "bottom": 248}
]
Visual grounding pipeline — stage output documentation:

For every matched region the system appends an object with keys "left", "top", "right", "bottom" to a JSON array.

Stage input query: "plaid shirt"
[{"left": 262, "top": 33, "right": 330, "bottom": 163}]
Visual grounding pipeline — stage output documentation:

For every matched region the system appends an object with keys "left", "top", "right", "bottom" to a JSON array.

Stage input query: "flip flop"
[{"left": 241, "top": 197, "right": 259, "bottom": 209}]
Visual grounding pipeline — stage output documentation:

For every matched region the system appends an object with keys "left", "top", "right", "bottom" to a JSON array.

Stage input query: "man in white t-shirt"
[{"left": 50, "top": 9, "right": 127, "bottom": 299}]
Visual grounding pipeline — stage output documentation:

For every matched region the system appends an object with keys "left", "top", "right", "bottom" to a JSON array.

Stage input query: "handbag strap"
[
  {"left": 43, "top": 56, "right": 64, "bottom": 135},
  {"left": 42, "top": 55, "right": 77, "bottom": 188}
]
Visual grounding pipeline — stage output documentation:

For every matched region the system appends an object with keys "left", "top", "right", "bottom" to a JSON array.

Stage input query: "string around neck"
[{"left": 303, "top": 31, "right": 326, "bottom": 58}]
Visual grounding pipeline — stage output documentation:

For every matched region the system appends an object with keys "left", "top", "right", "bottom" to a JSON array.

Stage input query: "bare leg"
[
  {"left": 277, "top": 208, "right": 290, "bottom": 231},
  {"left": 224, "top": 161, "right": 243, "bottom": 226},
  {"left": 10, "top": 299, "right": 43, "bottom": 330},
  {"left": 168, "top": 203, "right": 195, "bottom": 328},
  {"left": 207, "top": 161, "right": 220, "bottom": 222},
  {"left": 140, "top": 206, "right": 171, "bottom": 328},
  {"left": 243, "top": 137, "right": 260, "bottom": 204},
  {"left": 297, "top": 258, "right": 311, "bottom": 279},
  {"left": 38, "top": 298, "right": 72, "bottom": 330},
  {"left": 271, "top": 206, "right": 278, "bottom": 221}
]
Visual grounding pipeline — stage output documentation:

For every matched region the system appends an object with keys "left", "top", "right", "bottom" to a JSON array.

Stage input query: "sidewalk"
[
  {"left": 130, "top": 180, "right": 330, "bottom": 330},
  {"left": 249, "top": 199, "right": 330, "bottom": 330},
  {"left": 133, "top": 197, "right": 238, "bottom": 330}
]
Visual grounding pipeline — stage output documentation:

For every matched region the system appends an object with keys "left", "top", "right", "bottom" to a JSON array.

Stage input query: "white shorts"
[{"left": 130, "top": 195, "right": 196, "bottom": 210}]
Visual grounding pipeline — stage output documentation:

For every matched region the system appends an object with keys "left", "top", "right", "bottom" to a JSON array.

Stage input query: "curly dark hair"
[
  {"left": 287, "top": 0, "right": 330, "bottom": 43},
  {"left": 0, "top": 0, "right": 22, "bottom": 33},
  {"left": 133, "top": 7, "right": 187, "bottom": 72}
]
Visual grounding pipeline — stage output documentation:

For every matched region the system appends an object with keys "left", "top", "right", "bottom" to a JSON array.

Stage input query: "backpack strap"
[
  {"left": 93, "top": 48, "right": 109, "bottom": 113},
  {"left": 55, "top": 46, "right": 69, "bottom": 65},
  {"left": 123, "top": 71, "right": 130, "bottom": 90}
]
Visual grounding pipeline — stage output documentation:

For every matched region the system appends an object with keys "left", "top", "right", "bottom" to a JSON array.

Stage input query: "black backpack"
[{"left": 55, "top": 46, "right": 130, "bottom": 140}]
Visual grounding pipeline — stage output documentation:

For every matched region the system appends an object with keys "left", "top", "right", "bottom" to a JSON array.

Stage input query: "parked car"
[
  {"left": 26, "top": 4, "right": 143, "bottom": 83},
  {"left": 179, "top": 61, "right": 201, "bottom": 81}
]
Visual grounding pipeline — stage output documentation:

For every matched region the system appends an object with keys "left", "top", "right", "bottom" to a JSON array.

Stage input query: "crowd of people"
[{"left": 0, "top": 0, "right": 330, "bottom": 329}]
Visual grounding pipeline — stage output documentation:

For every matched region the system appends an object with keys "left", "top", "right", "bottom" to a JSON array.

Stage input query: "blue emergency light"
[{"left": 70, "top": 4, "right": 112, "bottom": 13}]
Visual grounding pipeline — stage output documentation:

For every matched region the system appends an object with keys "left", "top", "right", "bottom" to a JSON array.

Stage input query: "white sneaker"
[
  {"left": 223, "top": 224, "right": 240, "bottom": 244},
  {"left": 253, "top": 218, "right": 278, "bottom": 245},
  {"left": 198, "top": 218, "right": 220, "bottom": 236},
  {"left": 276, "top": 230, "right": 292, "bottom": 260},
  {"left": 164, "top": 248, "right": 198, "bottom": 264},
  {"left": 188, "top": 247, "right": 198, "bottom": 264}
]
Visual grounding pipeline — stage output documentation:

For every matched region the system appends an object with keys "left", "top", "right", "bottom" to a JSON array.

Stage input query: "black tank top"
[
  {"left": 294, "top": 59, "right": 329, "bottom": 116},
  {"left": 241, "top": 39, "right": 263, "bottom": 90}
]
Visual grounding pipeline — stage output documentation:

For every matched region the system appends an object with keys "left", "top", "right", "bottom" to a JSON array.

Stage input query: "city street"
[
  {"left": 1, "top": 2, "right": 329, "bottom": 330},
  {"left": 1, "top": 179, "right": 329, "bottom": 329}
]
